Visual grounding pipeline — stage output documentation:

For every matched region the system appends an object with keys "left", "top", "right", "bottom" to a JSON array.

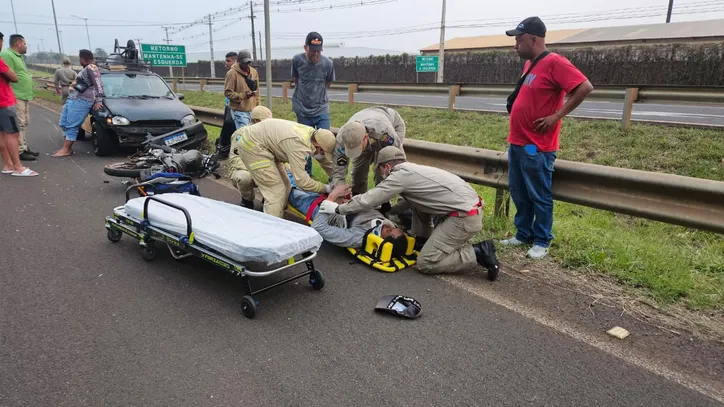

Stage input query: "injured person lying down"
[{"left": 288, "top": 175, "right": 408, "bottom": 252}]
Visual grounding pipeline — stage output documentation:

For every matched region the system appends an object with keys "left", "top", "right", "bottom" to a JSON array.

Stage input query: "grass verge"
[{"left": 34, "top": 88, "right": 724, "bottom": 311}]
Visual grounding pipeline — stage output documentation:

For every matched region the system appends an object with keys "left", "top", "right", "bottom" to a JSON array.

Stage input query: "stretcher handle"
[{"left": 142, "top": 196, "right": 193, "bottom": 239}]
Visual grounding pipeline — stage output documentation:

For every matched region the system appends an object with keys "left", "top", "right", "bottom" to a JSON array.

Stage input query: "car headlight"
[
  {"left": 111, "top": 116, "right": 130, "bottom": 126},
  {"left": 181, "top": 114, "right": 196, "bottom": 126}
]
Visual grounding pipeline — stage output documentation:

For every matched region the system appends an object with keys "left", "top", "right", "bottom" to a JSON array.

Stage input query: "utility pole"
[
  {"left": 666, "top": 0, "right": 674, "bottom": 23},
  {"left": 163, "top": 27, "right": 173, "bottom": 78},
  {"left": 72, "top": 15, "right": 91, "bottom": 50},
  {"left": 264, "top": 0, "right": 271, "bottom": 109},
  {"left": 258, "top": 31, "right": 263, "bottom": 61},
  {"left": 208, "top": 14, "right": 216, "bottom": 78},
  {"left": 10, "top": 0, "right": 18, "bottom": 33},
  {"left": 50, "top": 0, "right": 63, "bottom": 62},
  {"left": 250, "top": 1, "right": 257, "bottom": 61},
  {"left": 437, "top": 0, "right": 446, "bottom": 83}
]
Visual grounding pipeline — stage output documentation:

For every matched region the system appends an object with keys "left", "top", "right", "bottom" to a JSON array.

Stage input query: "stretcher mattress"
[{"left": 124, "top": 194, "right": 323, "bottom": 265}]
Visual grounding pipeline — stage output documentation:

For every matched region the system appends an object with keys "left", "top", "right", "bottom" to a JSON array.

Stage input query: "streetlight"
[{"left": 71, "top": 15, "right": 92, "bottom": 50}]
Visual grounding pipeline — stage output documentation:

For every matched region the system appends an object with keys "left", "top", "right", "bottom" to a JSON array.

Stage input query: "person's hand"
[
  {"left": 533, "top": 114, "right": 561, "bottom": 133},
  {"left": 56, "top": 89, "right": 61, "bottom": 95},
  {"left": 318, "top": 200, "right": 339, "bottom": 214},
  {"left": 92, "top": 103, "right": 103, "bottom": 111},
  {"left": 245, "top": 91, "right": 254, "bottom": 99},
  {"left": 329, "top": 184, "right": 351, "bottom": 200}
]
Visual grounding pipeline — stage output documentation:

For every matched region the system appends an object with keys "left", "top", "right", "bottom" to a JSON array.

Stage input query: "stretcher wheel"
[
  {"left": 309, "top": 269, "right": 325, "bottom": 290},
  {"left": 240, "top": 295, "right": 257, "bottom": 319},
  {"left": 107, "top": 229, "right": 122, "bottom": 243},
  {"left": 140, "top": 242, "right": 156, "bottom": 262}
]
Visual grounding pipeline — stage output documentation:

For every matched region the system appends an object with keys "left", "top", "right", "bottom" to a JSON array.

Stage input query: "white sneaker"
[
  {"left": 527, "top": 245, "right": 549, "bottom": 259},
  {"left": 500, "top": 237, "right": 527, "bottom": 247}
]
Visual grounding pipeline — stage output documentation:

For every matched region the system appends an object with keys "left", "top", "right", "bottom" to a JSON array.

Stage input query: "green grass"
[
  {"left": 37, "top": 88, "right": 724, "bottom": 310},
  {"left": 29, "top": 69, "right": 53, "bottom": 79}
]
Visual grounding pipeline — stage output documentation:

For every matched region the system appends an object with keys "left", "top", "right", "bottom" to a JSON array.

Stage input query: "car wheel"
[{"left": 93, "top": 122, "right": 118, "bottom": 157}]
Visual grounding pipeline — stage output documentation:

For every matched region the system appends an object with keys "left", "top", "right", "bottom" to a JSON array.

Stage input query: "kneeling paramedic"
[
  {"left": 231, "top": 118, "right": 336, "bottom": 218},
  {"left": 288, "top": 176, "right": 408, "bottom": 251},
  {"left": 332, "top": 106, "right": 406, "bottom": 197},
  {"left": 319, "top": 146, "right": 499, "bottom": 280},
  {"left": 228, "top": 106, "right": 273, "bottom": 209}
]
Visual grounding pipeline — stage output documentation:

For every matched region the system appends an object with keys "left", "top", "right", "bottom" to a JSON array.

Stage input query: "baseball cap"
[
  {"left": 237, "top": 50, "right": 252, "bottom": 63},
  {"left": 375, "top": 146, "right": 406, "bottom": 167},
  {"left": 305, "top": 32, "right": 324, "bottom": 51},
  {"left": 505, "top": 16, "right": 547, "bottom": 38},
  {"left": 313, "top": 129, "right": 336, "bottom": 161},
  {"left": 337, "top": 121, "right": 366, "bottom": 160},
  {"left": 251, "top": 105, "right": 272, "bottom": 121}
]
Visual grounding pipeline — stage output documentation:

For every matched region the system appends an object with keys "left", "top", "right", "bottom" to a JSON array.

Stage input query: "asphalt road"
[
  {"left": 1, "top": 105, "right": 721, "bottom": 407},
  {"left": 178, "top": 83, "right": 724, "bottom": 126}
]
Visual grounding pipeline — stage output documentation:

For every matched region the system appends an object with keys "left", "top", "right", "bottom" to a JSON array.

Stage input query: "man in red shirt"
[
  {"left": 0, "top": 32, "right": 37, "bottom": 177},
  {"left": 502, "top": 17, "right": 593, "bottom": 259}
]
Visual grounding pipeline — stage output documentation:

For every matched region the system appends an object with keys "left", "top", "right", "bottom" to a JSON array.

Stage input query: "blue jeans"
[
  {"left": 297, "top": 113, "right": 331, "bottom": 176},
  {"left": 59, "top": 98, "right": 93, "bottom": 141},
  {"left": 507, "top": 144, "right": 557, "bottom": 248},
  {"left": 287, "top": 169, "right": 322, "bottom": 218},
  {"left": 232, "top": 111, "right": 252, "bottom": 129}
]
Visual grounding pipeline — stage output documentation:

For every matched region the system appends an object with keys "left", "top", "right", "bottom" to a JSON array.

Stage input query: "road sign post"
[
  {"left": 140, "top": 44, "right": 187, "bottom": 69},
  {"left": 416, "top": 55, "right": 439, "bottom": 83}
]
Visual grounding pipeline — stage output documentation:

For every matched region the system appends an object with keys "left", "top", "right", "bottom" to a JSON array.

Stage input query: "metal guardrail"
[{"left": 189, "top": 104, "right": 724, "bottom": 234}]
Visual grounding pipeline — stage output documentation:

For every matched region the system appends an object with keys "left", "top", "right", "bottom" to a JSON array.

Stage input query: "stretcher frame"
[
  {"left": 287, "top": 203, "right": 418, "bottom": 273},
  {"left": 105, "top": 191, "right": 325, "bottom": 319}
]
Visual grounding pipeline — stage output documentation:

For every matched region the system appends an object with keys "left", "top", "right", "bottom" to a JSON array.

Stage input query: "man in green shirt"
[{"left": 0, "top": 34, "right": 37, "bottom": 161}]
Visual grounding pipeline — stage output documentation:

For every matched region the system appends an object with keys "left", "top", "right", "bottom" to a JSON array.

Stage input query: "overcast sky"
[{"left": 5, "top": 0, "right": 724, "bottom": 57}]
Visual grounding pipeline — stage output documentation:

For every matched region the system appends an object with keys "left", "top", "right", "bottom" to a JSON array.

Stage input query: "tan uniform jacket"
[
  {"left": 331, "top": 106, "right": 405, "bottom": 185},
  {"left": 224, "top": 63, "right": 260, "bottom": 112},
  {"left": 231, "top": 118, "right": 327, "bottom": 193},
  {"left": 338, "top": 162, "right": 479, "bottom": 216}
]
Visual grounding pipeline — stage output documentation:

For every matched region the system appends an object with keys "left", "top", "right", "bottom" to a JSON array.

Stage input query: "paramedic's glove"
[
  {"left": 324, "top": 184, "right": 333, "bottom": 194},
  {"left": 318, "top": 200, "right": 339, "bottom": 215}
]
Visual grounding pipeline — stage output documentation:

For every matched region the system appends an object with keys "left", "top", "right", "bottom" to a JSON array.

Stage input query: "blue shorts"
[{"left": 59, "top": 99, "right": 93, "bottom": 141}]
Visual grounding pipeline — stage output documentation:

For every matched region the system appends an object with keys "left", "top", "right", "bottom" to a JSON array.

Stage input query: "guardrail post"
[
  {"left": 348, "top": 84, "right": 359, "bottom": 104},
  {"left": 200, "top": 79, "right": 207, "bottom": 92},
  {"left": 448, "top": 85, "right": 461, "bottom": 111},
  {"left": 282, "top": 82, "right": 291, "bottom": 103},
  {"left": 171, "top": 79, "right": 178, "bottom": 93},
  {"left": 621, "top": 88, "right": 639, "bottom": 131}
]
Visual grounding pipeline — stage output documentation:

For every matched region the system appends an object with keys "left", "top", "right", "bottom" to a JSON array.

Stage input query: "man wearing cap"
[
  {"left": 224, "top": 50, "right": 259, "bottom": 130},
  {"left": 292, "top": 32, "right": 335, "bottom": 176},
  {"left": 502, "top": 17, "right": 593, "bottom": 259},
  {"left": 319, "top": 146, "right": 500, "bottom": 280},
  {"left": 332, "top": 106, "right": 406, "bottom": 196},
  {"left": 54, "top": 57, "right": 77, "bottom": 104},
  {"left": 227, "top": 105, "right": 273, "bottom": 209},
  {"left": 231, "top": 118, "right": 337, "bottom": 218},
  {"left": 216, "top": 51, "right": 238, "bottom": 159}
]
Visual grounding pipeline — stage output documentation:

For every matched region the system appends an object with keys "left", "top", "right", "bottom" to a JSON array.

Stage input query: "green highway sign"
[
  {"left": 416, "top": 55, "right": 439, "bottom": 72},
  {"left": 140, "top": 44, "right": 187, "bottom": 67}
]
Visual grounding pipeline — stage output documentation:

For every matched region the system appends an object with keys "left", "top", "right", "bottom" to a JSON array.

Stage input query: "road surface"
[
  {"left": 1, "top": 105, "right": 721, "bottom": 407},
  {"left": 177, "top": 83, "right": 724, "bottom": 127}
]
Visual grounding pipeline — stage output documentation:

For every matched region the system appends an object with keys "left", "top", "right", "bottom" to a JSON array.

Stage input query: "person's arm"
[
  {"left": 89, "top": 66, "right": 105, "bottom": 109},
  {"left": 311, "top": 212, "right": 365, "bottom": 248},
  {"left": 337, "top": 170, "right": 404, "bottom": 214},
  {"left": 534, "top": 58, "right": 593, "bottom": 133},
  {"left": 325, "top": 59, "right": 335, "bottom": 89},
  {"left": 54, "top": 70, "right": 61, "bottom": 92},
  {"left": 224, "top": 71, "right": 244, "bottom": 103},
  {"left": 0, "top": 62, "right": 18, "bottom": 83},
  {"left": 283, "top": 140, "right": 328, "bottom": 193},
  {"left": 330, "top": 145, "right": 349, "bottom": 185},
  {"left": 291, "top": 57, "right": 299, "bottom": 87}
]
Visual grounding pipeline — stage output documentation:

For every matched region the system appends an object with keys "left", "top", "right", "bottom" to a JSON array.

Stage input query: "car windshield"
[{"left": 102, "top": 73, "right": 174, "bottom": 99}]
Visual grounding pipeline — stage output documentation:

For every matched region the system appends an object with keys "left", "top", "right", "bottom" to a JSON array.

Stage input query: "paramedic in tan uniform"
[
  {"left": 227, "top": 105, "right": 273, "bottom": 209},
  {"left": 331, "top": 106, "right": 405, "bottom": 195},
  {"left": 319, "top": 146, "right": 500, "bottom": 280},
  {"left": 232, "top": 118, "right": 337, "bottom": 218}
]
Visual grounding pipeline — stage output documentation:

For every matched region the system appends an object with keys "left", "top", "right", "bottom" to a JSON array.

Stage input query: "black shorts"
[{"left": 0, "top": 106, "right": 19, "bottom": 133}]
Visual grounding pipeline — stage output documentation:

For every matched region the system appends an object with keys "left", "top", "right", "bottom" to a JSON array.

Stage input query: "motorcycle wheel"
[{"left": 103, "top": 161, "right": 150, "bottom": 178}]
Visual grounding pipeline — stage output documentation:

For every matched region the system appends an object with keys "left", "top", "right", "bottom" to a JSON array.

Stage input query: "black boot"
[
  {"left": 473, "top": 240, "right": 500, "bottom": 281},
  {"left": 241, "top": 199, "right": 255, "bottom": 210}
]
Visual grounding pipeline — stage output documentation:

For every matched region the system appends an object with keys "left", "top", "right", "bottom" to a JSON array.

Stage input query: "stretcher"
[
  {"left": 287, "top": 200, "right": 418, "bottom": 273},
  {"left": 104, "top": 189, "right": 326, "bottom": 319}
]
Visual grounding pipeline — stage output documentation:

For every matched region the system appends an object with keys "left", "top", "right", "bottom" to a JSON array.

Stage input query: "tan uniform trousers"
[
  {"left": 416, "top": 212, "right": 483, "bottom": 275},
  {"left": 229, "top": 169, "right": 257, "bottom": 202},
  {"left": 16, "top": 100, "right": 30, "bottom": 153},
  {"left": 239, "top": 152, "right": 291, "bottom": 218}
]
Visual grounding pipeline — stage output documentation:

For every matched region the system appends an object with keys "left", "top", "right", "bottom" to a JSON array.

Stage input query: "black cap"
[
  {"left": 305, "top": 31, "right": 323, "bottom": 51},
  {"left": 506, "top": 16, "right": 547, "bottom": 38}
]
